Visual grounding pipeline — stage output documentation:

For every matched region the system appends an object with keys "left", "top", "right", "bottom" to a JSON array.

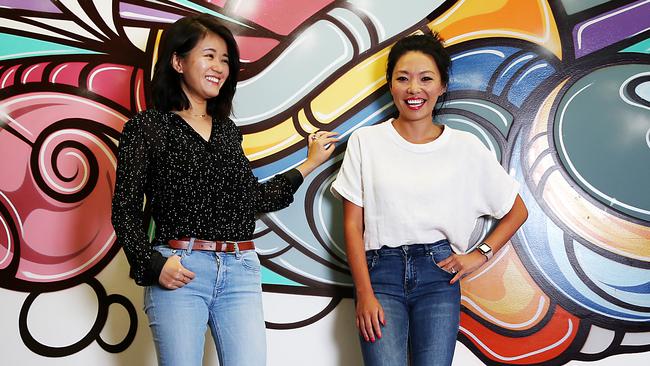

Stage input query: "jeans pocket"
[
  {"left": 431, "top": 243, "right": 454, "bottom": 272},
  {"left": 153, "top": 245, "right": 178, "bottom": 258},
  {"left": 153, "top": 245, "right": 188, "bottom": 262},
  {"left": 240, "top": 250, "right": 261, "bottom": 272},
  {"left": 365, "top": 252, "right": 378, "bottom": 272}
]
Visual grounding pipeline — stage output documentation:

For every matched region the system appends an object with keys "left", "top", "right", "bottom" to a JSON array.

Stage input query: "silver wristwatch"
[{"left": 477, "top": 242, "right": 493, "bottom": 260}]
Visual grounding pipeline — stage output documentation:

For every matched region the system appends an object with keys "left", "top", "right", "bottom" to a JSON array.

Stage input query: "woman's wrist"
[
  {"left": 472, "top": 249, "right": 489, "bottom": 264},
  {"left": 296, "top": 159, "right": 318, "bottom": 178},
  {"left": 356, "top": 289, "right": 375, "bottom": 298}
]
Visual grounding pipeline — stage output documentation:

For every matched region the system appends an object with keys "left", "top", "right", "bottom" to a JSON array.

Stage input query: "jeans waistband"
[{"left": 368, "top": 239, "right": 449, "bottom": 256}]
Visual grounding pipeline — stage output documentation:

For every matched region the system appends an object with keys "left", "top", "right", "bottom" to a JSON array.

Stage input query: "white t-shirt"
[{"left": 330, "top": 119, "right": 519, "bottom": 253}]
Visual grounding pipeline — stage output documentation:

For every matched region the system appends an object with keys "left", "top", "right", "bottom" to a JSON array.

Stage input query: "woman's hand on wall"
[
  {"left": 296, "top": 131, "right": 339, "bottom": 177},
  {"left": 158, "top": 256, "right": 196, "bottom": 290}
]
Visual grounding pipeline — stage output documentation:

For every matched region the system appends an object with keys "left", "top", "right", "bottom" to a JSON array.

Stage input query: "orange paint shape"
[
  {"left": 461, "top": 244, "right": 550, "bottom": 331},
  {"left": 460, "top": 306, "right": 580, "bottom": 364},
  {"left": 430, "top": 0, "right": 561, "bottom": 59}
]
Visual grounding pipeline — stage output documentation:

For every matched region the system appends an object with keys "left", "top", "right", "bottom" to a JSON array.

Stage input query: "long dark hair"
[
  {"left": 151, "top": 14, "right": 240, "bottom": 119},
  {"left": 386, "top": 33, "right": 450, "bottom": 116}
]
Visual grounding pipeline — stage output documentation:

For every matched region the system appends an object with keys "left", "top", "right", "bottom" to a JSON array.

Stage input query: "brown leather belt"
[{"left": 168, "top": 237, "right": 255, "bottom": 252}]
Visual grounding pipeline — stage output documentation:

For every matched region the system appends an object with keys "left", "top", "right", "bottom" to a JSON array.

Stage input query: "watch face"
[{"left": 478, "top": 243, "right": 491, "bottom": 253}]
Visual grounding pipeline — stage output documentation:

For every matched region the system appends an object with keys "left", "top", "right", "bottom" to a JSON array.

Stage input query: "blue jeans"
[
  {"left": 144, "top": 244, "right": 266, "bottom": 366},
  {"left": 360, "top": 240, "right": 460, "bottom": 366}
]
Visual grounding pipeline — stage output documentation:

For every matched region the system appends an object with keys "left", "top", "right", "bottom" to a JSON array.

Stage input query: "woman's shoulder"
[
  {"left": 444, "top": 126, "right": 484, "bottom": 148},
  {"left": 349, "top": 119, "right": 394, "bottom": 140},
  {"left": 219, "top": 117, "right": 243, "bottom": 140},
  {"left": 220, "top": 116, "right": 239, "bottom": 129},
  {"left": 125, "top": 109, "right": 176, "bottom": 130},
  {"left": 443, "top": 126, "right": 497, "bottom": 162},
  {"left": 127, "top": 109, "right": 172, "bottom": 126},
  {"left": 121, "top": 109, "right": 175, "bottom": 141}
]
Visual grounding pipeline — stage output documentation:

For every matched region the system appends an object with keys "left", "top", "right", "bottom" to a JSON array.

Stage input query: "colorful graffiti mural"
[{"left": 0, "top": 0, "right": 648, "bottom": 364}]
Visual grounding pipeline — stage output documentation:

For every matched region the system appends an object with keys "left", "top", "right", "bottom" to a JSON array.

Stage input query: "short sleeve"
[
  {"left": 475, "top": 144, "right": 520, "bottom": 219},
  {"left": 330, "top": 131, "right": 363, "bottom": 207}
]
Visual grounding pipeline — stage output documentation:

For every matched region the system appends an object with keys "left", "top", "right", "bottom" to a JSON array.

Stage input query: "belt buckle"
[{"left": 224, "top": 240, "right": 238, "bottom": 252}]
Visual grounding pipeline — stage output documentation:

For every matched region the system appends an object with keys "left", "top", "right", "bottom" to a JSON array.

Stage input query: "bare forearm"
[
  {"left": 439, "top": 195, "right": 528, "bottom": 283},
  {"left": 296, "top": 160, "right": 319, "bottom": 178},
  {"left": 346, "top": 233, "right": 373, "bottom": 295},
  {"left": 483, "top": 194, "right": 528, "bottom": 253},
  {"left": 343, "top": 200, "right": 373, "bottom": 296}
]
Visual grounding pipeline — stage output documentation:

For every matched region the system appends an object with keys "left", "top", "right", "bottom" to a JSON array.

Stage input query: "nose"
[
  {"left": 407, "top": 80, "right": 420, "bottom": 94},
  {"left": 212, "top": 61, "right": 226, "bottom": 74}
]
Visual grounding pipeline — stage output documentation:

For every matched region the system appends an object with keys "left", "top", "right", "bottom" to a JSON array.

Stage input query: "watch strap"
[{"left": 478, "top": 242, "right": 493, "bottom": 260}]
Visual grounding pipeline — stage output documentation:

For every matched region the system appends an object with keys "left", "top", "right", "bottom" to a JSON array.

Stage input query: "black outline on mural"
[
  {"left": 1, "top": 0, "right": 649, "bottom": 363},
  {"left": 18, "top": 278, "right": 137, "bottom": 357}
]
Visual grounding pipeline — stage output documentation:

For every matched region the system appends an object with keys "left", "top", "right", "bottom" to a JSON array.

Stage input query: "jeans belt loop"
[
  {"left": 233, "top": 242, "right": 241, "bottom": 258},
  {"left": 187, "top": 237, "right": 195, "bottom": 254}
]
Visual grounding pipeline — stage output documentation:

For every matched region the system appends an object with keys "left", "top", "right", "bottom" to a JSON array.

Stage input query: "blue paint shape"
[
  {"left": 507, "top": 61, "right": 555, "bottom": 107},
  {"left": 448, "top": 47, "right": 519, "bottom": 92},
  {"left": 604, "top": 281, "right": 650, "bottom": 294}
]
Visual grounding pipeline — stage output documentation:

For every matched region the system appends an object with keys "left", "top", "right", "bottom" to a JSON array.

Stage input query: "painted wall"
[{"left": 1, "top": 1, "right": 649, "bottom": 365}]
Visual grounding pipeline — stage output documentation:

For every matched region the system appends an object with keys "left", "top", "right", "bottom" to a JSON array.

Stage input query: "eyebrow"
[
  {"left": 202, "top": 48, "right": 228, "bottom": 57},
  {"left": 395, "top": 70, "right": 435, "bottom": 74}
]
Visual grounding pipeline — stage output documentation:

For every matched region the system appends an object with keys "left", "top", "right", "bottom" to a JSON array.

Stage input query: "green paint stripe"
[
  {"left": 0, "top": 33, "right": 101, "bottom": 61},
  {"left": 561, "top": 0, "right": 611, "bottom": 15},
  {"left": 621, "top": 38, "right": 650, "bottom": 54},
  {"left": 261, "top": 266, "right": 303, "bottom": 286},
  {"left": 147, "top": 220, "right": 156, "bottom": 242}
]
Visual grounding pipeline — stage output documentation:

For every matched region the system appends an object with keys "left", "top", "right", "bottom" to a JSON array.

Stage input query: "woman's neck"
[
  {"left": 181, "top": 85, "right": 209, "bottom": 116},
  {"left": 392, "top": 117, "right": 443, "bottom": 144}
]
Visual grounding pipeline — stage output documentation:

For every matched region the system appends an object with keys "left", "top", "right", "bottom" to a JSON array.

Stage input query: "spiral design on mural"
[
  {"left": 0, "top": 92, "right": 125, "bottom": 288},
  {"left": 31, "top": 120, "right": 106, "bottom": 203}
]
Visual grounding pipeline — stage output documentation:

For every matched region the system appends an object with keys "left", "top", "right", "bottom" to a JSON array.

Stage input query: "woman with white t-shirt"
[{"left": 331, "top": 33, "right": 528, "bottom": 366}]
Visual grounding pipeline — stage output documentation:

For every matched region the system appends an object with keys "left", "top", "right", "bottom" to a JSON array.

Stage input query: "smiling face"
[
  {"left": 172, "top": 31, "right": 230, "bottom": 104},
  {"left": 389, "top": 51, "right": 446, "bottom": 124}
]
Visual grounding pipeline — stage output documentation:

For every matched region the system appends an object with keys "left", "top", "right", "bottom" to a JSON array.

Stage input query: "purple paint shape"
[
  {"left": 573, "top": 0, "right": 650, "bottom": 58},
  {"left": 119, "top": 2, "right": 184, "bottom": 23},
  {"left": 0, "top": 0, "right": 61, "bottom": 13}
]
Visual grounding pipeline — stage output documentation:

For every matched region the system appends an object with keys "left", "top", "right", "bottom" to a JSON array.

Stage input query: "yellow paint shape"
[
  {"left": 151, "top": 30, "right": 163, "bottom": 81},
  {"left": 242, "top": 46, "right": 393, "bottom": 161},
  {"left": 242, "top": 118, "right": 302, "bottom": 160},
  {"left": 310, "top": 47, "right": 391, "bottom": 124},
  {"left": 543, "top": 172, "right": 650, "bottom": 259},
  {"left": 297, "top": 109, "right": 319, "bottom": 134},
  {"left": 529, "top": 81, "right": 565, "bottom": 139}
]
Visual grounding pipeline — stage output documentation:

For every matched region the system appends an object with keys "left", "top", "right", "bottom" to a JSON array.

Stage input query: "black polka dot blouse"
[{"left": 111, "top": 110, "right": 303, "bottom": 286}]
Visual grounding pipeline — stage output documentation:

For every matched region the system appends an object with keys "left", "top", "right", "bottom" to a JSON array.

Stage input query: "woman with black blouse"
[{"left": 111, "top": 14, "right": 337, "bottom": 366}]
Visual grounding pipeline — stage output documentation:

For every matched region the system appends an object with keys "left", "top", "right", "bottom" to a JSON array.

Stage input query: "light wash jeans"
[
  {"left": 359, "top": 240, "right": 461, "bottom": 366},
  {"left": 144, "top": 243, "right": 266, "bottom": 366}
]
